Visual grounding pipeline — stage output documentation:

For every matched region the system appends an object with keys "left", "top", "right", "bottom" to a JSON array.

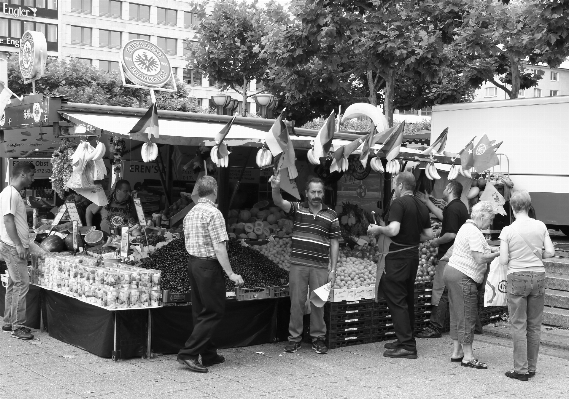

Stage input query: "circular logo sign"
[
  {"left": 498, "top": 280, "right": 507, "bottom": 293},
  {"left": 19, "top": 31, "right": 47, "bottom": 81},
  {"left": 120, "top": 40, "right": 172, "bottom": 88},
  {"left": 475, "top": 143, "right": 487, "bottom": 156}
]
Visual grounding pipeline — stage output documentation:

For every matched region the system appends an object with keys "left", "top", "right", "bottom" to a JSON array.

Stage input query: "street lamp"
[
  {"left": 254, "top": 94, "right": 274, "bottom": 118},
  {"left": 211, "top": 94, "right": 232, "bottom": 115}
]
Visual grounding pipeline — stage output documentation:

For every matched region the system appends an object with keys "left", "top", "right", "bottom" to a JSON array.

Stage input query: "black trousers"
[
  {"left": 177, "top": 258, "right": 226, "bottom": 362},
  {"left": 379, "top": 256, "right": 419, "bottom": 351}
]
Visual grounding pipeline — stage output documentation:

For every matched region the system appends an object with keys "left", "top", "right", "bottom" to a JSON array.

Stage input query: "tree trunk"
[
  {"left": 366, "top": 69, "right": 378, "bottom": 106},
  {"left": 242, "top": 77, "right": 248, "bottom": 117},
  {"left": 383, "top": 69, "right": 395, "bottom": 128},
  {"left": 509, "top": 55, "right": 521, "bottom": 99}
]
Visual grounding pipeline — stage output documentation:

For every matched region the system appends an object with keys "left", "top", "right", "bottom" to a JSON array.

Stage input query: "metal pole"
[
  {"left": 147, "top": 309, "right": 152, "bottom": 359},
  {"left": 113, "top": 312, "right": 118, "bottom": 361}
]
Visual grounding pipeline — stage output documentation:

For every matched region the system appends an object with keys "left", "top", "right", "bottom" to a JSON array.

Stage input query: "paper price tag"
[
  {"left": 65, "top": 203, "right": 83, "bottom": 226},
  {"left": 267, "top": 235, "right": 275, "bottom": 242},
  {"left": 51, "top": 205, "right": 67, "bottom": 229},
  {"left": 72, "top": 221, "right": 78, "bottom": 251},
  {"left": 120, "top": 227, "right": 129, "bottom": 259},
  {"left": 133, "top": 198, "right": 146, "bottom": 226}
]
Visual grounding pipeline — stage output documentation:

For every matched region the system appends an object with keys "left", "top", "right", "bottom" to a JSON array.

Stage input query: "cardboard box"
[
  {"left": 329, "top": 288, "right": 348, "bottom": 302},
  {"left": 355, "top": 286, "right": 367, "bottom": 300},
  {"left": 346, "top": 289, "right": 357, "bottom": 302}
]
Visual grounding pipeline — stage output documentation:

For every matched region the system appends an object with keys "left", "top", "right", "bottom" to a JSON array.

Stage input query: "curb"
[{"left": 482, "top": 322, "right": 569, "bottom": 352}]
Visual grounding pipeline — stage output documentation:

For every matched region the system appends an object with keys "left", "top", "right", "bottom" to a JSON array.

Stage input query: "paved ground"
[{"left": 1, "top": 324, "right": 569, "bottom": 399}]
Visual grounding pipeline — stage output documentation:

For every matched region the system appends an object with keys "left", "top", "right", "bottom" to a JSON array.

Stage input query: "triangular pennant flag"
[
  {"left": 492, "top": 141, "right": 503, "bottom": 151},
  {"left": 215, "top": 116, "right": 236, "bottom": 145},
  {"left": 330, "top": 146, "right": 345, "bottom": 173},
  {"left": 264, "top": 111, "right": 289, "bottom": 156},
  {"left": 479, "top": 182, "right": 506, "bottom": 215},
  {"left": 422, "top": 128, "right": 448, "bottom": 155},
  {"left": 279, "top": 167, "right": 300, "bottom": 199},
  {"left": 473, "top": 134, "right": 500, "bottom": 172},
  {"left": 281, "top": 134, "right": 298, "bottom": 179},
  {"left": 359, "top": 126, "right": 376, "bottom": 167},
  {"left": 313, "top": 111, "right": 336, "bottom": 159},
  {"left": 130, "top": 103, "right": 159, "bottom": 139},
  {"left": 217, "top": 142, "right": 229, "bottom": 159},
  {"left": 379, "top": 122, "right": 405, "bottom": 161},
  {"left": 459, "top": 136, "right": 476, "bottom": 170}
]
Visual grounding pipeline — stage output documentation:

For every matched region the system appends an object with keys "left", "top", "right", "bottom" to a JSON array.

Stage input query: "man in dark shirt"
[
  {"left": 416, "top": 180, "right": 469, "bottom": 338},
  {"left": 368, "top": 172, "right": 432, "bottom": 359}
]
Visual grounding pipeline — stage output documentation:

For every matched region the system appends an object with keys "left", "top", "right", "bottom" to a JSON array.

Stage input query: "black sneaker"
[
  {"left": 312, "top": 339, "right": 328, "bottom": 354},
  {"left": 528, "top": 371, "right": 536, "bottom": 378},
  {"left": 11, "top": 327, "right": 34, "bottom": 340},
  {"left": 415, "top": 327, "right": 442, "bottom": 339},
  {"left": 2, "top": 324, "right": 12, "bottom": 333},
  {"left": 505, "top": 370, "right": 528, "bottom": 381},
  {"left": 284, "top": 341, "right": 301, "bottom": 353}
]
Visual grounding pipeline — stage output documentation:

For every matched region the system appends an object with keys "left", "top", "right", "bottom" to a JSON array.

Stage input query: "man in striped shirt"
[
  {"left": 1, "top": 162, "right": 35, "bottom": 340},
  {"left": 271, "top": 175, "right": 341, "bottom": 354}
]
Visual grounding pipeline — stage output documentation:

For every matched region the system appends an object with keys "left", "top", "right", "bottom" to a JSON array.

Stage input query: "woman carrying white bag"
[{"left": 499, "top": 190, "right": 555, "bottom": 381}]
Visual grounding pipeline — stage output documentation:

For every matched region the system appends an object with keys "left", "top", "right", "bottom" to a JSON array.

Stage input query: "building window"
[
  {"left": 10, "top": 20, "right": 21, "bottom": 38},
  {"left": 0, "top": 20, "right": 8, "bottom": 37},
  {"left": 36, "top": 0, "right": 46, "bottom": 8},
  {"left": 157, "top": 37, "right": 177, "bottom": 56},
  {"left": 47, "top": 24, "right": 57, "bottom": 42},
  {"left": 484, "top": 87, "right": 498, "bottom": 97},
  {"left": 534, "top": 88, "right": 542, "bottom": 97},
  {"left": 24, "top": 0, "right": 34, "bottom": 6},
  {"left": 550, "top": 90, "right": 558, "bottom": 97},
  {"left": 184, "top": 11, "right": 200, "bottom": 28},
  {"left": 129, "top": 3, "right": 150, "bottom": 22},
  {"left": 99, "top": 0, "right": 122, "bottom": 18},
  {"left": 157, "top": 8, "right": 177, "bottom": 26},
  {"left": 23, "top": 21, "right": 34, "bottom": 32},
  {"left": 551, "top": 71, "right": 558, "bottom": 81},
  {"left": 237, "top": 101, "right": 250, "bottom": 116},
  {"left": 518, "top": 90, "right": 525, "bottom": 97},
  {"left": 71, "top": 0, "right": 92, "bottom": 14},
  {"left": 47, "top": 0, "right": 57, "bottom": 9},
  {"left": 99, "top": 30, "right": 121, "bottom": 48},
  {"left": 99, "top": 60, "right": 120, "bottom": 73},
  {"left": 183, "top": 69, "right": 202, "bottom": 86},
  {"left": 129, "top": 33, "right": 150, "bottom": 41},
  {"left": 71, "top": 26, "right": 92, "bottom": 46},
  {"left": 77, "top": 58, "right": 92, "bottom": 66},
  {"left": 420, "top": 107, "right": 432, "bottom": 116}
]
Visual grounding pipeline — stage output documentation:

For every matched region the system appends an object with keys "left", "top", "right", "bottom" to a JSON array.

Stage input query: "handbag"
[
  {"left": 511, "top": 226, "right": 543, "bottom": 262},
  {"left": 484, "top": 257, "right": 507, "bottom": 307}
]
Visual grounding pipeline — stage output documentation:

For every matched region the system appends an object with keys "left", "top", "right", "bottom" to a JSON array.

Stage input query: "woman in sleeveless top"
[
  {"left": 86, "top": 180, "right": 138, "bottom": 234},
  {"left": 499, "top": 190, "right": 555, "bottom": 381}
]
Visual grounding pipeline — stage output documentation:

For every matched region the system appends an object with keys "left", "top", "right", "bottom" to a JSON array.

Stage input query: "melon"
[
  {"left": 277, "top": 219, "right": 286, "bottom": 228},
  {"left": 244, "top": 223, "right": 255, "bottom": 233},
  {"left": 250, "top": 208, "right": 259, "bottom": 216},
  {"left": 238, "top": 233, "right": 248, "bottom": 239},
  {"left": 239, "top": 210, "right": 251, "bottom": 222},
  {"left": 263, "top": 228, "right": 271, "bottom": 236},
  {"left": 228, "top": 233, "right": 237, "bottom": 239},
  {"left": 84, "top": 230, "right": 105, "bottom": 247},
  {"left": 258, "top": 233, "right": 266, "bottom": 240},
  {"left": 253, "top": 200, "right": 269, "bottom": 209},
  {"left": 247, "top": 232, "right": 257, "bottom": 239},
  {"left": 269, "top": 206, "right": 280, "bottom": 214},
  {"left": 64, "top": 233, "right": 84, "bottom": 251},
  {"left": 254, "top": 221, "right": 264, "bottom": 230},
  {"left": 256, "top": 210, "right": 268, "bottom": 221},
  {"left": 247, "top": 218, "right": 257, "bottom": 223},
  {"left": 40, "top": 235, "right": 66, "bottom": 253},
  {"left": 228, "top": 209, "right": 239, "bottom": 218},
  {"left": 253, "top": 226, "right": 263, "bottom": 235},
  {"left": 277, "top": 230, "right": 285, "bottom": 238},
  {"left": 266, "top": 214, "right": 277, "bottom": 224},
  {"left": 228, "top": 217, "right": 238, "bottom": 225},
  {"left": 262, "top": 221, "right": 270, "bottom": 228}
]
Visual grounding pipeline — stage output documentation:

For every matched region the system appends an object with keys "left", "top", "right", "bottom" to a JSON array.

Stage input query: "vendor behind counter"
[{"left": 86, "top": 180, "right": 138, "bottom": 234}]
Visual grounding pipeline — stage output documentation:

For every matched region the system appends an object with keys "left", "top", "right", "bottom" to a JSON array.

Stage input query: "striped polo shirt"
[
  {"left": 0, "top": 186, "right": 30, "bottom": 248},
  {"left": 448, "top": 221, "right": 491, "bottom": 283},
  {"left": 288, "top": 202, "right": 342, "bottom": 269}
]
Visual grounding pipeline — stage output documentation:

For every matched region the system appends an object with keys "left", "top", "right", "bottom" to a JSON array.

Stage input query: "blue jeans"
[
  {"left": 1, "top": 242, "right": 29, "bottom": 328},
  {"left": 288, "top": 265, "right": 328, "bottom": 342},
  {"left": 444, "top": 266, "right": 478, "bottom": 344},
  {"left": 507, "top": 272, "right": 545, "bottom": 374}
]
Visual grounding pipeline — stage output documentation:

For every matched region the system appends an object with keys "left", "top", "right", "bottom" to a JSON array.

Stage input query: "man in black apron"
[{"left": 368, "top": 172, "right": 432, "bottom": 359}]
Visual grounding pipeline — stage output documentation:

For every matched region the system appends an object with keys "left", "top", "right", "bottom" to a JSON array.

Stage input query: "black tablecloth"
[
  {"left": 0, "top": 284, "right": 42, "bottom": 329},
  {"left": 152, "top": 297, "right": 291, "bottom": 354}
]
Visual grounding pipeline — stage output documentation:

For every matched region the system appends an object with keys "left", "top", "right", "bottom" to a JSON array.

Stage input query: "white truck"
[{"left": 431, "top": 95, "right": 569, "bottom": 236}]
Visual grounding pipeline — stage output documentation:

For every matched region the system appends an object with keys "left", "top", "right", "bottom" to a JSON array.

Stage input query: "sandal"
[
  {"left": 451, "top": 356, "right": 464, "bottom": 363},
  {"left": 461, "top": 359, "right": 488, "bottom": 369}
]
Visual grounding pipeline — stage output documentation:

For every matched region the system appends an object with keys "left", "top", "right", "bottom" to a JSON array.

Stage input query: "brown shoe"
[
  {"left": 177, "top": 358, "right": 208, "bottom": 373},
  {"left": 383, "top": 348, "right": 418, "bottom": 359}
]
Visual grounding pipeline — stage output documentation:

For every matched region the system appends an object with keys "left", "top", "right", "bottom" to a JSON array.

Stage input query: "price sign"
[
  {"left": 65, "top": 202, "right": 83, "bottom": 226},
  {"left": 120, "top": 226, "right": 129, "bottom": 259},
  {"left": 133, "top": 198, "right": 146, "bottom": 226},
  {"left": 72, "top": 221, "right": 78, "bottom": 252},
  {"left": 50, "top": 205, "right": 67, "bottom": 230}
]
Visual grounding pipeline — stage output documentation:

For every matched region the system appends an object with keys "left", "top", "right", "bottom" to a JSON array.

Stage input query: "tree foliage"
[{"left": 7, "top": 56, "right": 204, "bottom": 112}]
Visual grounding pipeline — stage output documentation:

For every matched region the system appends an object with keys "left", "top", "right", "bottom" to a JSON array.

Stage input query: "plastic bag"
[{"left": 484, "top": 258, "right": 507, "bottom": 307}]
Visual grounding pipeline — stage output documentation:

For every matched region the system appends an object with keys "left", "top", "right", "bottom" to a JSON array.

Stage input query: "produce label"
[
  {"left": 65, "top": 203, "right": 83, "bottom": 226},
  {"left": 120, "top": 227, "right": 129, "bottom": 259},
  {"left": 133, "top": 198, "right": 146, "bottom": 226},
  {"left": 72, "top": 221, "right": 78, "bottom": 251},
  {"left": 120, "top": 39, "right": 172, "bottom": 88}
]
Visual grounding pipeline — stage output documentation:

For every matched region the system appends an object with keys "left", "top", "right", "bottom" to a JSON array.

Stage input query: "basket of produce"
[{"left": 235, "top": 287, "right": 271, "bottom": 301}]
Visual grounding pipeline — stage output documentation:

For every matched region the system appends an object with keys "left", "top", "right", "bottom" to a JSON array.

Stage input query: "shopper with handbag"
[{"left": 499, "top": 190, "right": 555, "bottom": 381}]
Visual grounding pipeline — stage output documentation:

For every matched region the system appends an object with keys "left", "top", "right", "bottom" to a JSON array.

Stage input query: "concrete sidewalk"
[
  {"left": 484, "top": 321, "right": 569, "bottom": 351},
  {"left": 1, "top": 324, "right": 569, "bottom": 399}
]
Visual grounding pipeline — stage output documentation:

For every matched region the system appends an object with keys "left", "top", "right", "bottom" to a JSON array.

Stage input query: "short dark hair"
[
  {"left": 447, "top": 180, "right": 463, "bottom": 198},
  {"left": 395, "top": 172, "right": 416, "bottom": 191},
  {"left": 11, "top": 161, "right": 35, "bottom": 178},
  {"left": 196, "top": 176, "right": 217, "bottom": 197},
  {"left": 305, "top": 177, "right": 324, "bottom": 192},
  {"left": 115, "top": 179, "right": 131, "bottom": 191}
]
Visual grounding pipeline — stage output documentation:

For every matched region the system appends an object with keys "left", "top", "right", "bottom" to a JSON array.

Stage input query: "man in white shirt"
[{"left": 1, "top": 161, "right": 35, "bottom": 340}]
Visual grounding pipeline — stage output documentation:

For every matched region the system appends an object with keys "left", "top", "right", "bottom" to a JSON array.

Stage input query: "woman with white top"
[
  {"left": 444, "top": 201, "right": 500, "bottom": 369},
  {"left": 499, "top": 190, "right": 555, "bottom": 381}
]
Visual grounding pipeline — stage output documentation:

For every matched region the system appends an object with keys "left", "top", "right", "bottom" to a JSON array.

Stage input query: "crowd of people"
[{"left": 0, "top": 162, "right": 556, "bottom": 381}]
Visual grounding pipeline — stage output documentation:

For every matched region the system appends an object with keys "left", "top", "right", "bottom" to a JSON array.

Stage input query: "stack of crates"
[
  {"left": 324, "top": 300, "right": 375, "bottom": 348},
  {"left": 413, "top": 282, "right": 433, "bottom": 333}
]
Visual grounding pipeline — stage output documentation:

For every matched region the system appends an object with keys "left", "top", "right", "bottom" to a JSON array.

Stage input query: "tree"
[
  {"left": 7, "top": 56, "right": 204, "bottom": 111},
  {"left": 454, "top": 0, "right": 569, "bottom": 99},
  {"left": 186, "top": 0, "right": 288, "bottom": 116}
]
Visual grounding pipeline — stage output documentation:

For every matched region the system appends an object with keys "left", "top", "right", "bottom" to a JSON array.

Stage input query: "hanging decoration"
[
  {"left": 256, "top": 145, "right": 273, "bottom": 168},
  {"left": 109, "top": 136, "right": 126, "bottom": 189},
  {"left": 50, "top": 139, "right": 76, "bottom": 199}
]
